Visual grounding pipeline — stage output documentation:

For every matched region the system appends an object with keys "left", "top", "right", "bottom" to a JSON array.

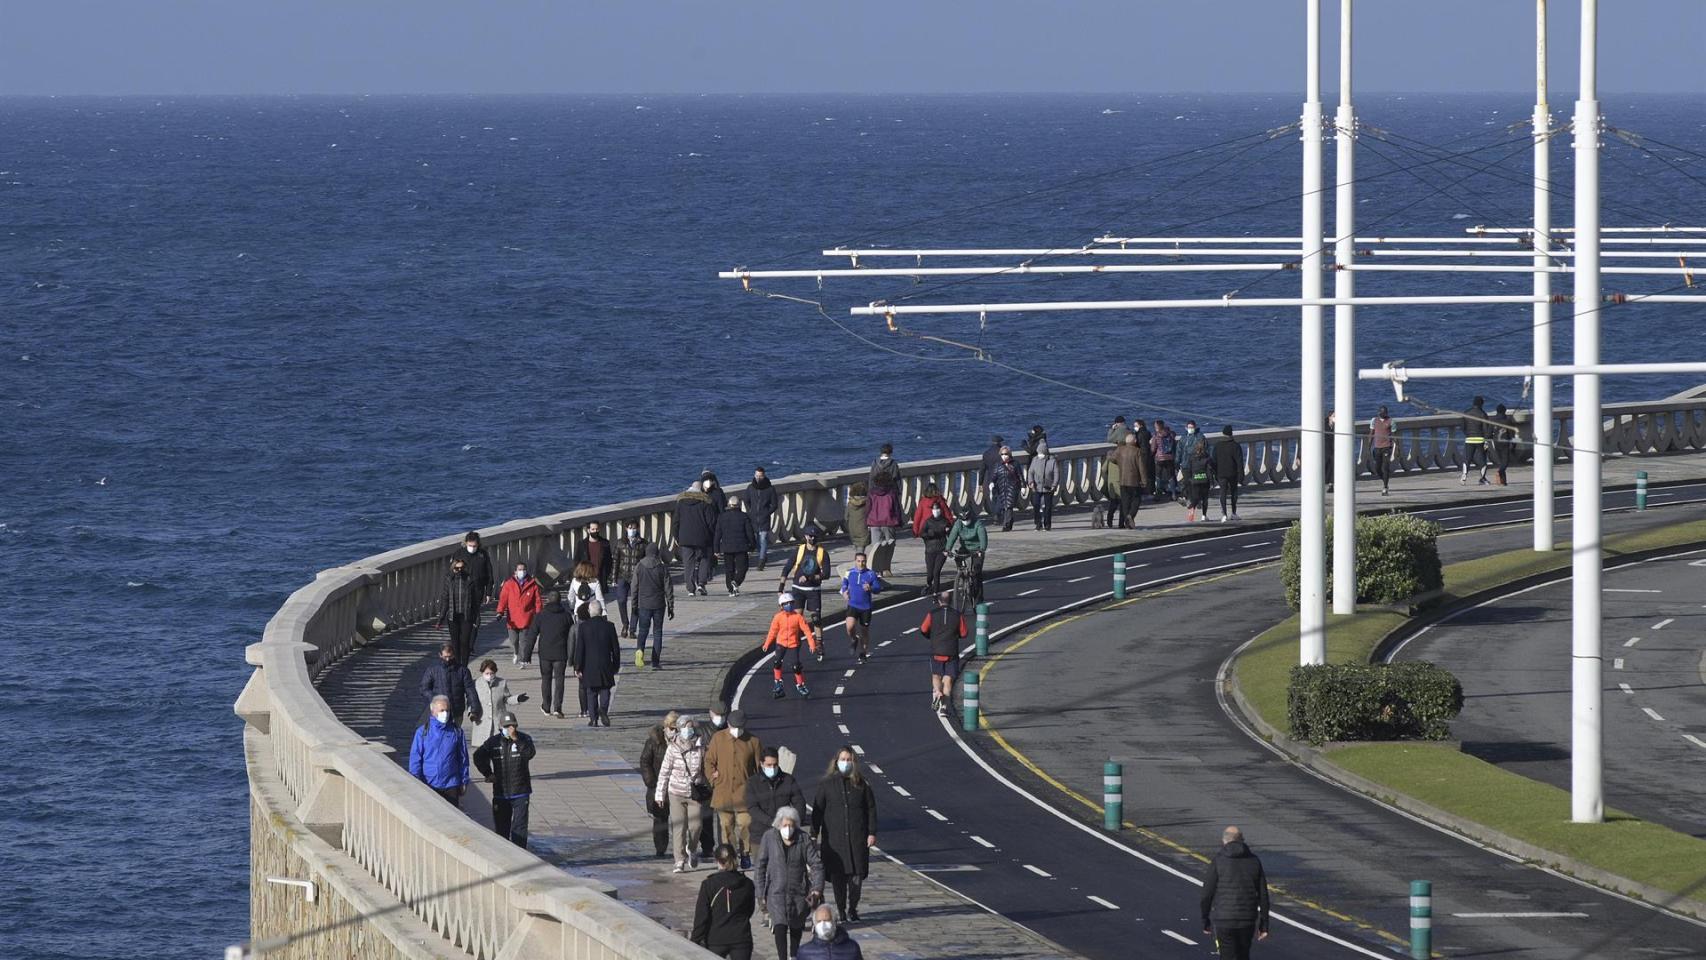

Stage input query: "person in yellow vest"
[
  {"left": 778, "top": 525, "right": 833, "bottom": 650},
  {"left": 1460, "top": 395, "right": 1491, "bottom": 485}
]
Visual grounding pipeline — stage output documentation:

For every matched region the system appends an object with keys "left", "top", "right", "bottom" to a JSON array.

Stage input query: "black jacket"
[
  {"left": 979, "top": 443, "right": 1004, "bottom": 489},
  {"left": 675, "top": 490, "right": 718, "bottom": 548},
  {"left": 420, "top": 659, "right": 481, "bottom": 720},
  {"left": 570, "top": 617, "right": 622, "bottom": 687},
  {"left": 715, "top": 509, "right": 758, "bottom": 553},
  {"left": 440, "top": 570, "right": 482, "bottom": 621},
  {"left": 473, "top": 731, "right": 536, "bottom": 798},
  {"left": 743, "top": 479, "right": 778, "bottom": 531},
  {"left": 640, "top": 726, "right": 669, "bottom": 804},
  {"left": 456, "top": 547, "right": 494, "bottom": 602},
  {"left": 1212, "top": 438, "right": 1242, "bottom": 481},
  {"left": 812, "top": 774, "right": 877, "bottom": 880},
  {"left": 573, "top": 535, "right": 615, "bottom": 589},
  {"left": 534, "top": 600, "right": 572, "bottom": 662},
  {"left": 691, "top": 868, "right": 756, "bottom": 949},
  {"left": 746, "top": 769, "right": 808, "bottom": 833},
  {"left": 1461, "top": 403, "right": 1490, "bottom": 441},
  {"left": 613, "top": 536, "right": 647, "bottom": 585},
  {"left": 919, "top": 515, "right": 951, "bottom": 551},
  {"left": 1200, "top": 840, "right": 1270, "bottom": 931},
  {"left": 629, "top": 544, "right": 675, "bottom": 615}
]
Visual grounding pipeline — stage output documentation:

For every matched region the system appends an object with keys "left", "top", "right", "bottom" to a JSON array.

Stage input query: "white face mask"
[
  {"left": 931, "top": 508, "right": 942, "bottom": 517},
  {"left": 779, "top": 825, "right": 795, "bottom": 841},
  {"left": 514, "top": 570, "right": 526, "bottom": 581},
  {"left": 814, "top": 920, "right": 835, "bottom": 940},
  {"left": 434, "top": 710, "right": 450, "bottom": 724},
  {"left": 711, "top": 714, "right": 725, "bottom": 728},
  {"left": 465, "top": 544, "right": 477, "bottom": 554},
  {"left": 879, "top": 454, "right": 890, "bottom": 461},
  {"left": 483, "top": 672, "right": 496, "bottom": 682},
  {"left": 837, "top": 760, "right": 853, "bottom": 775},
  {"left": 762, "top": 765, "right": 778, "bottom": 779},
  {"left": 729, "top": 726, "right": 742, "bottom": 739}
]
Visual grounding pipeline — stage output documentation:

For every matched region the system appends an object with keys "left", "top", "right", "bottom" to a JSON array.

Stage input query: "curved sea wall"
[{"left": 235, "top": 395, "right": 1706, "bottom": 959}]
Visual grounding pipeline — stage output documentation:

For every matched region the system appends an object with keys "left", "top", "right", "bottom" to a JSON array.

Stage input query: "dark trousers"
[
  {"left": 539, "top": 658, "right": 567, "bottom": 713},
  {"left": 830, "top": 873, "right": 864, "bottom": 916},
  {"left": 587, "top": 684, "right": 612, "bottom": 724},
  {"left": 635, "top": 607, "right": 664, "bottom": 663},
  {"left": 449, "top": 616, "right": 477, "bottom": 665},
  {"left": 433, "top": 786, "right": 462, "bottom": 808},
  {"left": 1187, "top": 480, "right": 1211, "bottom": 513},
  {"left": 577, "top": 674, "right": 589, "bottom": 715},
  {"left": 1154, "top": 463, "right": 1176, "bottom": 499},
  {"left": 1213, "top": 925, "right": 1256, "bottom": 960},
  {"left": 1119, "top": 485, "right": 1141, "bottom": 528},
  {"left": 610, "top": 581, "right": 632, "bottom": 633},
  {"left": 493, "top": 795, "right": 530, "bottom": 847},
  {"left": 1217, "top": 477, "right": 1240, "bottom": 516},
  {"left": 723, "top": 551, "right": 750, "bottom": 589},
  {"left": 1372, "top": 446, "right": 1393, "bottom": 487},
  {"left": 771, "top": 923, "right": 803, "bottom": 960},
  {"left": 682, "top": 545, "right": 712, "bottom": 592},
  {"left": 925, "top": 548, "right": 947, "bottom": 595},
  {"left": 706, "top": 942, "right": 752, "bottom": 960},
  {"left": 1102, "top": 491, "right": 1120, "bottom": 527},
  {"left": 646, "top": 797, "right": 670, "bottom": 855},
  {"left": 1030, "top": 490, "right": 1056, "bottom": 529}
]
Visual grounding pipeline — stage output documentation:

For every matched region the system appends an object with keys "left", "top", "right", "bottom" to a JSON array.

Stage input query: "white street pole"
[
  {"left": 1571, "top": 0, "right": 1604, "bottom": 825},
  {"left": 1332, "top": 0, "right": 1358, "bottom": 614},
  {"left": 1300, "top": 0, "right": 1328, "bottom": 664},
  {"left": 1533, "top": 0, "right": 1555, "bottom": 553}
]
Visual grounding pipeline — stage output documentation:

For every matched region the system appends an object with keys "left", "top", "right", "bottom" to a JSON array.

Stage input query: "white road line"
[
  {"left": 1242, "top": 542, "right": 1268, "bottom": 549},
  {"left": 1068, "top": 575, "right": 1091, "bottom": 583},
  {"left": 1653, "top": 618, "right": 1675, "bottom": 630},
  {"left": 1605, "top": 588, "right": 1661, "bottom": 593},
  {"left": 1161, "top": 930, "right": 1197, "bottom": 946},
  {"left": 1619, "top": 683, "right": 1633, "bottom": 694},
  {"left": 1435, "top": 515, "right": 1465, "bottom": 521},
  {"left": 851, "top": 744, "right": 865, "bottom": 755},
  {"left": 1451, "top": 912, "right": 1589, "bottom": 919},
  {"left": 838, "top": 723, "right": 850, "bottom": 734},
  {"left": 970, "top": 835, "right": 995, "bottom": 849},
  {"left": 879, "top": 639, "right": 893, "bottom": 647},
  {"left": 1613, "top": 658, "right": 1624, "bottom": 670},
  {"left": 832, "top": 704, "right": 842, "bottom": 715},
  {"left": 1625, "top": 637, "right": 1641, "bottom": 647},
  {"left": 1504, "top": 507, "right": 1532, "bottom": 514},
  {"left": 1182, "top": 552, "right": 1207, "bottom": 559},
  {"left": 866, "top": 764, "right": 882, "bottom": 775},
  {"left": 1129, "top": 562, "right": 1150, "bottom": 569},
  {"left": 834, "top": 686, "right": 845, "bottom": 696},
  {"left": 925, "top": 808, "right": 949, "bottom": 821},
  {"left": 1684, "top": 735, "right": 1706, "bottom": 751},
  {"left": 902, "top": 627, "right": 919, "bottom": 635},
  {"left": 1018, "top": 588, "right": 1040, "bottom": 597},
  {"left": 844, "top": 669, "right": 858, "bottom": 678},
  {"left": 893, "top": 785, "right": 911, "bottom": 797},
  {"left": 1022, "top": 864, "right": 1051, "bottom": 877},
  {"left": 1087, "top": 895, "right": 1119, "bottom": 910},
  {"left": 1643, "top": 707, "right": 1666, "bottom": 722}
]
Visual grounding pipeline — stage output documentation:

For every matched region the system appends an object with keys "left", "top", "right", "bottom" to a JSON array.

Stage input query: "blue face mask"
[
  {"left": 782, "top": 603, "right": 795, "bottom": 613},
  {"left": 762, "top": 766, "right": 778, "bottom": 779},
  {"left": 837, "top": 760, "right": 853, "bottom": 775}
]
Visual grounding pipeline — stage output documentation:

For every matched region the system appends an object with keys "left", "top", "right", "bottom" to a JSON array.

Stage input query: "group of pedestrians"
[{"left": 1103, "top": 416, "right": 1246, "bottom": 525}]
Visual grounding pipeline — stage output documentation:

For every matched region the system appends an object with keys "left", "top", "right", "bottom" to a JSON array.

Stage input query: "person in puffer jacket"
[
  {"left": 1200, "top": 825, "right": 1271, "bottom": 960},
  {"left": 1026, "top": 441, "right": 1060, "bottom": 531},
  {"left": 796, "top": 904, "right": 864, "bottom": 960},
  {"left": 409, "top": 694, "right": 470, "bottom": 807},
  {"left": 655, "top": 714, "right": 710, "bottom": 873}
]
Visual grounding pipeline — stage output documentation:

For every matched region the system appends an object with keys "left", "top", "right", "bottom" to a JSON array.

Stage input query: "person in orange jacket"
[{"left": 764, "top": 592, "right": 821, "bottom": 699}]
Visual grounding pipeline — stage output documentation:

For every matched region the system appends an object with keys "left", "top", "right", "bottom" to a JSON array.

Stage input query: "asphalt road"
[
  {"left": 732, "top": 482, "right": 1706, "bottom": 959},
  {"left": 1396, "top": 546, "right": 1706, "bottom": 841}
]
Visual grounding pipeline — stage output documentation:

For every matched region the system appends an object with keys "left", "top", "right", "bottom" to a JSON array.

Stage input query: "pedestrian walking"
[
  {"left": 420, "top": 642, "right": 482, "bottom": 727},
  {"left": 471, "top": 658, "right": 523, "bottom": 743},
  {"left": 570, "top": 601, "right": 621, "bottom": 727},
  {"left": 699, "top": 704, "right": 726, "bottom": 861},
  {"left": 844, "top": 482, "right": 871, "bottom": 556},
  {"left": 1132, "top": 418, "right": 1154, "bottom": 496},
  {"left": 611, "top": 521, "right": 647, "bottom": 638},
  {"left": 692, "top": 843, "right": 758, "bottom": 960},
  {"left": 797, "top": 904, "right": 863, "bottom": 960},
  {"left": 917, "top": 500, "right": 952, "bottom": 597},
  {"left": 778, "top": 526, "right": 832, "bottom": 645},
  {"left": 1112, "top": 432, "right": 1148, "bottom": 528},
  {"left": 640, "top": 712, "right": 680, "bottom": 859},
  {"left": 1213, "top": 426, "right": 1243, "bottom": 522},
  {"left": 458, "top": 531, "right": 495, "bottom": 604},
  {"left": 839, "top": 553, "right": 884, "bottom": 663},
  {"left": 1461, "top": 395, "right": 1491, "bottom": 484},
  {"left": 988, "top": 446, "right": 1025, "bottom": 532},
  {"left": 919, "top": 592, "right": 968, "bottom": 715},
  {"left": 1151, "top": 420, "right": 1179, "bottom": 501},
  {"left": 439, "top": 555, "right": 482, "bottom": 666},
  {"left": 629, "top": 543, "right": 675, "bottom": 670},
  {"left": 1369, "top": 405, "right": 1395, "bottom": 496},
  {"left": 866, "top": 445, "right": 902, "bottom": 547},
  {"left": 1491, "top": 403, "right": 1517, "bottom": 486},
  {"left": 706, "top": 710, "right": 765, "bottom": 870},
  {"left": 573, "top": 521, "right": 615, "bottom": 593},
  {"left": 978, "top": 434, "right": 1005, "bottom": 500},
  {"left": 1100, "top": 437, "right": 1125, "bottom": 528},
  {"left": 764, "top": 593, "right": 821, "bottom": 698},
  {"left": 746, "top": 748, "right": 807, "bottom": 853},
  {"left": 408, "top": 694, "right": 470, "bottom": 807},
  {"left": 1027, "top": 441, "right": 1060, "bottom": 530},
  {"left": 495, "top": 560, "right": 543, "bottom": 668},
  {"left": 1200, "top": 826, "right": 1271, "bottom": 960},
  {"left": 812, "top": 747, "right": 876, "bottom": 924},
  {"left": 1178, "top": 420, "right": 1212, "bottom": 522},
  {"left": 676, "top": 478, "right": 720, "bottom": 596},
  {"left": 473, "top": 713, "right": 536, "bottom": 847},
  {"left": 716, "top": 496, "right": 759, "bottom": 596},
  {"left": 755, "top": 805, "right": 823, "bottom": 960},
  {"left": 655, "top": 715, "right": 711, "bottom": 873},
  {"left": 534, "top": 594, "right": 571, "bottom": 718},
  {"left": 745, "top": 466, "right": 779, "bottom": 571},
  {"left": 910, "top": 482, "right": 954, "bottom": 537},
  {"left": 566, "top": 561, "right": 606, "bottom": 624},
  {"left": 701, "top": 470, "right": 728, "bottom": 517},
  {"left": 1105, "top": 415, "right": 1127, "bottom": 447}
]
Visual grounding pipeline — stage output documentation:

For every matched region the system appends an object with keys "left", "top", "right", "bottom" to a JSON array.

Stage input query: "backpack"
[
  {"left": 1189, "top": 446, "right": 1211, "bottom": 482},
  {"left": 1159, "top": 433, "right": 1176, "bottom": 457},
  {"left": 794, "top": 544, "right": 825, "bottom": 580}
]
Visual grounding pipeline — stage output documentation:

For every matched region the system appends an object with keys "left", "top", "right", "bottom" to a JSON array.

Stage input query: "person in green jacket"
[{"left": 944, "top": 504, "right": 989, "bottom": 605}]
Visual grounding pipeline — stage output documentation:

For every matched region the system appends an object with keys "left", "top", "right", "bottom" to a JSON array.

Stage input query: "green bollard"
[
  {"left": 975, "top": 602, "right": 990, "bottom": 657},
  {"left": 962, "top": 671, "right": 980, "bottom": 732},
  {"left": 1103, "top": 760, "right": 1123, "bottom": 831},
  {"left": 1113, "top": 553, "right": 1128, "bottom": 599},
  {"left": 1636, "top": 470, "right": 1649, "bottom": 511},
  {"left": 1410, "top": 880, "right": 1432, "bottom": 959}
]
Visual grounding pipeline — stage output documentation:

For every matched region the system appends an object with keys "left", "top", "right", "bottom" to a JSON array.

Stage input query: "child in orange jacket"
[{"left": 763, "top": 593, "right": 821, "bottom": 699}]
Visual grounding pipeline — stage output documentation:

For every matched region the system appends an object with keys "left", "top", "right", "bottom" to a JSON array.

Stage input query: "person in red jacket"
[
  {"left": 764, "top": 593, "right": 821, "bottom": 700},
  {"left": 919, "top": 592, "right": 969, "bottom": 716},
  {"left": 496, "top": 561, "right": 544, "bottom": 669},
  {"left": 910, "top": 482, "right": 955, "bottom": 538}
]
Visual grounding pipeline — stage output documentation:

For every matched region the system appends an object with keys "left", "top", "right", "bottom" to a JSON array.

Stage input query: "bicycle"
[{"left": 949, "top": 549, "right": 984, "bottom": 612}]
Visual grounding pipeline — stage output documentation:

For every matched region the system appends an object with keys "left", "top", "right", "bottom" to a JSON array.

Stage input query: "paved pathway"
[{"left": 315, "top": 452, "right": 1706, "bottom": 959}]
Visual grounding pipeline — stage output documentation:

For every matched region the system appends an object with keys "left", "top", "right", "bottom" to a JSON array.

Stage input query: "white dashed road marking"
[
  {"left": 1605, "top": 588, "right": 1661, "bottom": 593},
  {"left": 879, "top": 639, "right": 893, "bottom": 647},
  {"left": 970, "top": 835, "right": 995, "bottom": 848},
  {"left": 925, "top": 808, "right": 949, "bottom": 821},
  {"left": 1435, "top": 515, "right": 1465, "bottom": 522},
  {"left": 838, "top": 724, "right": 850, "bottom": 734},
  {"left": 1625, "top": 637, "right": 1641, "bottom": 647},
  {"left": 1613, "top": 658, "right": 1624, "bottom": 670},
  {"left": 1018, "top": 588, "right": 1040, "bottom": 597},
  {"left": 1684, "top": 735, "right": 1706, "bottom": 751},
  {"left": 1618, "top": 683, "right": 1633, "bottom": 694},
  {"left": 893, "top": 785, "right": 911, "bottom": 797},
  {"left": 1162, "top": 930, "right": 1198, "bottom": 946},
  {"left": 1643, "top": 707, "right": 1666, "bottom": 722},
  {"left": 1653, "top": 618, "right": 1675, "bottom": 630},
  {"left": 1452, "top": 912, "right": 1589, "bottom": 919},
  {"left": 1023, "top": 864, "right": 1051, "bottom": 877},
  {"left": 834, "top": 686, "right": 845, "bottom": 696},
  {"left": 1242, "top": 542, "right": 1268, "bottom": 549},
  {"left": 865, "top": 764, "right": 882, "bottom": 775},
  {"left": 1068, "top": 576, "right": 1091, "bottom": 583},
  {"left": 844, "top": 669, "right": 858, "bottom": 678},
  {"left": 851, "top": 744, "right": 865, "bottom": 755},
  {"left": 1087, "top": 895, "right": 1119, "bottom": 910},
  {"left": 902, "top": 627, "right": 919, "bottom": 635},
  {"left": 832, "top": 704, "right": 842, "bottom": 714}
]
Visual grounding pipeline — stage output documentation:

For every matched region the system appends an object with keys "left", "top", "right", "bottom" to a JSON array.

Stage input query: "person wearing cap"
[
  {"left": 839, "top": 552, "right": 885, "bottom": 663},
  {"left": 410, "top": 694, "right": 471, "bottom": 807},
  {"left": 1027, "top": 441, "right": 1061, "bottom": 531},
  {"left": 570, "top": 601, "right": 622, "bottom": 728},
  {"left": 764, "top": 593, "right": 821, "bottom": 699},
  {"left": 473, "top": 713, "right": 536, "bottom": 847},
  {"left": 746, "top": 747, "right": 807, "bottom": 854},
  {"left": 706, "top": 708, "right": 765, "bottom": 870},
  {"left": 778, "top": 526, "right": 832, "bottom": 647}
]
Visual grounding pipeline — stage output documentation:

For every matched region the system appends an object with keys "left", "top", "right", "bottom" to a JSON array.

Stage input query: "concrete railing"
[{"left": 236, "top": 391, "right": 1706, "bottom": 959}]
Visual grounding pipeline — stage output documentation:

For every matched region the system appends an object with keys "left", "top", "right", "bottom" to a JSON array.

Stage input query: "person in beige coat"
[{"left": 705, "top": 709, "right": 765, "bottom": 869}]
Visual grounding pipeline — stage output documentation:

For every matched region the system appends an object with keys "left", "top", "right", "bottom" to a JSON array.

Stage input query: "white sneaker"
[
  {"left": 673, "top": 863, "right": 685, "bottom": 874},
  {"left": 1219, "top": 513, "right": 1229, "bottom": 523}
]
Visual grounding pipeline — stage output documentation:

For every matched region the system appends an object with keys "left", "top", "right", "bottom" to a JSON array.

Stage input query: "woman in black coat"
[
  {"left": 810, "top": 746, "right": 877, "bottom": 922},
  {"left": 638, "top": 712, "right": 677, "bottom": 858},
  {"left": 692, "top": 844, "right": 756, "bottom": 959}
]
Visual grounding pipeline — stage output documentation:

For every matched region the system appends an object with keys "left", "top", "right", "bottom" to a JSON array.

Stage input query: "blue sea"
[{"left": 3, "top": 93, "right": 1703, "bottom": 959}]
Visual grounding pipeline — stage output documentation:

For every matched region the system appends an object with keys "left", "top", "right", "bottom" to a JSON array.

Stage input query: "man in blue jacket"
[
  {"left": 409, "top": 694, "right": 471, "bottom": 807},
  {"left": 839, "top": 552, "right": 884, "bottom": 663}
]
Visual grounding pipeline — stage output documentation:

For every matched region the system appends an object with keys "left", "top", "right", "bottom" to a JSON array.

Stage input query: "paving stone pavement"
[{"left": 314, "top": 453, "right": 1706, "bottom": 959}]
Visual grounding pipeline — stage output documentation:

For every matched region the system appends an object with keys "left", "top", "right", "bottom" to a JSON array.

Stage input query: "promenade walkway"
[{"left": 315, "top": 452, "right": 1706, "bottom": 960}]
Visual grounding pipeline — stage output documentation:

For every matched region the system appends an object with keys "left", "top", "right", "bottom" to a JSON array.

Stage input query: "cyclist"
[
  {"left": 778, "top": 524, "right": 833, "bottom": 650},
  {"left": 918, "top": 591, "right": 970, "bottom": 716},
  {"left": 839, "top": 552, "right": 885, "bottom": 663},
  {"left": 763, "top": 593, "right": 821, "bottom": 698},
  {"left": 943, "top": 503, "right": 988, "bottom": 607}
]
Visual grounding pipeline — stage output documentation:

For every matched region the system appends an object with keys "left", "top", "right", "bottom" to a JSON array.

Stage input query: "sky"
[{"left": 2, "top": 1, "right": 1703, "bottom": 96}]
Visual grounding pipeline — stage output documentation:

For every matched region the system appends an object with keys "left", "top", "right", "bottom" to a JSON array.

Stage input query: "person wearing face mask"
[
  {"left": 629, "top": 543, "right": 675, "bottom": 670},
  {"left": 988, "top": 446, "right": 1026, "bottom": 533},
  {"left": 458, "top": 531, "right": 495, "bottom": 604},
  {"left": 812, "top": 748, "right": 876, "bottom": 923},
  {"left": 744, "top": 466, "right": 779, "bottom": 571},
  {"left": 471, "top": 658, "right": 523, "bottom": 742},
  {"left": 745, "top": 748, "right": 806, "bottom": 854},
  {"left": 777, "top": 526, "right": 832, "bottom": 647},
  {"left": 917, "top": 498, "right": 953, "bottom": 598},
  {"left": 640, "top": 711, "right": 682, "bottom": 859},
  {"left": 409, "top": 694, "right": 470, "bottom": 807},
  {"left": 420, "top": 642, "right": 482, "bottom": 727},
  {"left": 611, "top": 522, "right": 648, "bottom": 639},
  {"left": 533, "top": 593, "right": 572, "bottom": 718},
  {"left": 701, "top": 470, "right": 728, "bottom": 517},
  {"left": 495, "top": 562, "right": 543, "bottom": 669},
  {"left": 1175, "top": 420, "right": 1210, "bottom": 521},
  {"left": 699, "top": 701, "right": 730, "bottom": 859},
  {"left": 715, "top": 496, "right": 759, "bottom": 596},
  {"left": 655, "top": 715, "right": 711, "bottom": 873},
  {"left": 796, "top": 903, "right": 863, "bottom": 960},
  {"left": 978, "top": 433, "right": 1006, "bottom": 500},
  {"left": 1151, "top": 420, "right": 1179, "bottom": 502},
  {"left": 570, "top": 601, "right": 621, "bottom": 728},
  {"left": 1026, "top": 441, "right": 1061, "bottom": 531},
  {"left": 675, "top": 479, "right": 720, "bottom": 597},
  {"left": 706, "top": 709, "right": 764, "bottom": 870},
  {"left": 438, "top": 555, "right": 483, "bottom": 666},
  {"left": 692, "top": 843, "right": 757, "bottom": 959},
  {"left": 473, "top": 713, "right": 536, "bottom": 847},
  {"left": 754, "top": 806, "right": 823, "bottom": 960},
  {"left": 910, "top": 481, "right": 954, "bottom": 538},
  {"left": 572, "top": 522, "right": 615, "bottom": 593},
  {"left": 944, "top": 504, "right": 988, "bottom": 606},
  {"left": 763, "top": 593, "right": 820, "bottom": 699},
  {"left": 865, "top": 444, "right": 902, "bottom": 549}
]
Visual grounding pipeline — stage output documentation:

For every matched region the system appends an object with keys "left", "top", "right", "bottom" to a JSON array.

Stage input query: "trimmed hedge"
[
  {"left": 1281, "top": 512, "right": 1443, "bottom": 610},
  {"left": 1287, "top": 661, "right": 1464, "bottom": 745}
]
